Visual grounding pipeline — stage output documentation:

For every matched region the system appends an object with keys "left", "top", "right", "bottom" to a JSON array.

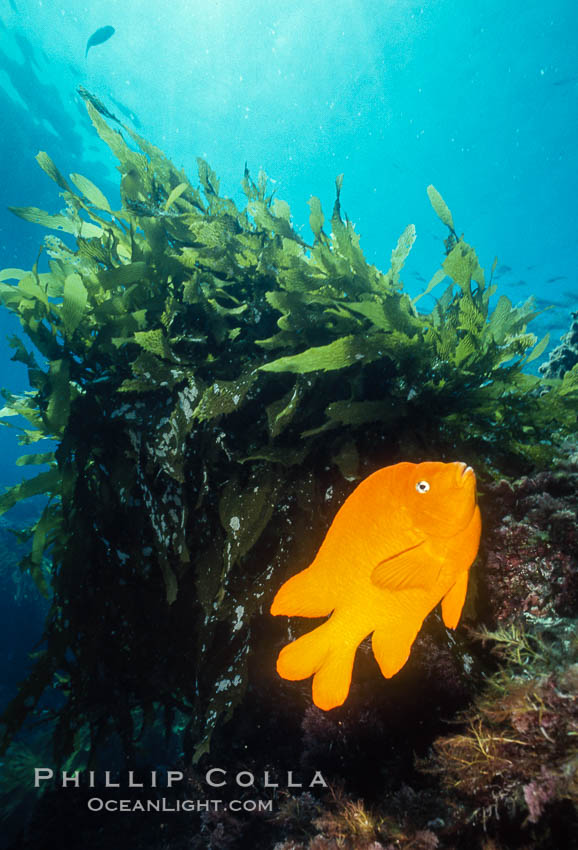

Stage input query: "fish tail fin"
[
  {"left": 276, "top": 621, "right": 333, "bottom": 682},
  {"left": 371, "top": 619, "right": 420, "bottom": 679},
  {"left": 276, "top": 619, "right": 358, "bottom": 711},
  {"left": 270, "top": 567, "right": 335, "bottom": 618}
]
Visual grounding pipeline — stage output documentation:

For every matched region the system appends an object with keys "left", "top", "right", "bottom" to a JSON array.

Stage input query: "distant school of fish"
[{"left": 271, "top": 461, "right": 481, "bottom": 710}]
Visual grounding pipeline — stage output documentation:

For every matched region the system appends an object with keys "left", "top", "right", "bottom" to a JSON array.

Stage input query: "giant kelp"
[{"left": 0, "top": 89, "right": 576, "bottom": 768}]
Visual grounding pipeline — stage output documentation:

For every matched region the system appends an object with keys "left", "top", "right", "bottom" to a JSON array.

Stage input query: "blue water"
[{"left": 0, "top": 0, "right": 576, "bottom": 707}]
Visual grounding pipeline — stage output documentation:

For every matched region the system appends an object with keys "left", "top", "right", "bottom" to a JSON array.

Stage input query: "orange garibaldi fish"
[{"left": 271, "top": 461, "right": 481, "bottom": 711}]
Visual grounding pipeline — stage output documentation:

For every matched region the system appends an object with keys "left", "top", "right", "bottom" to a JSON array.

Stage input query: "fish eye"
[{"left": 415, "top": 480, "right": 430, "bottom": 494}]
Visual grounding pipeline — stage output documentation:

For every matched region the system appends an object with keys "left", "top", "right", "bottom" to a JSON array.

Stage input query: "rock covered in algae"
[
  {"left": 416, "top": 449, "right": 578, "bottom": 846},
  {"left": 480, "top": 455, "right": 578, "bottom": 622},
  {"left": 540, "top": 310, "right": 578, "bottom": 379}
]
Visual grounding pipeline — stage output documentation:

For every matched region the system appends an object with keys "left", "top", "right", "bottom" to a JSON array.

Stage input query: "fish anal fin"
[
  {"left": 372, "top": 621, "right": 420, "bottom": 678},
  {"left": 370, "top": 540, "right": 428, "bottom": 591},
  {"left": 270, "top": 566, "right": 335, "bottom": 618},
  {"left": 441, "top": 506, "right": 480, "bottom": 628},
  {"left": 441, "top": 569, "right": 470, "bottom": 629}
]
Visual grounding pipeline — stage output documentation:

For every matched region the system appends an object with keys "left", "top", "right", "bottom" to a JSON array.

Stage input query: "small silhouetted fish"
[
  {"left": 85, "top": 25, "right": 115, "bottom": 58},
  {"left": 542, "top": 317, "right": 566, "bottom": 331},
  {"left": 510, "top": 279, "right": 527, "bottom": 288},
  {"left": 546, "top": 275, "right": 567, "bottom": 283},
  {"left": 553, "top": 77, "right": 578, "bottom": 87},
  {"left": 495, "top": 264, "right": 512, "bottom": 276},
  {"left": 536, "top": 296, "right": 571, "bottom": 310}
]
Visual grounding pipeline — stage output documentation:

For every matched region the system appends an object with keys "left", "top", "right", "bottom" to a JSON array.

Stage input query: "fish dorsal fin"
[{"left": 370, "top": 539, "right": 429, "bottom": 591}]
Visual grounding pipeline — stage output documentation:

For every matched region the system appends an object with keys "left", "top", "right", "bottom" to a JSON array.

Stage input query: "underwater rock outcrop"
[
  {"left": 480, "top": 455, "right": 578, "bottom": 622},
  {"left": 540, "top": 310, "right": 578, "bottom": 380},
  {"left": 422, "top": 614, "right": 577, "bottom": 845}
]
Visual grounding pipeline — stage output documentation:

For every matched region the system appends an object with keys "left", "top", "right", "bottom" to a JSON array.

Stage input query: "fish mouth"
[{"left": 456, "top": 462, "right": 474, "bottom": 486}]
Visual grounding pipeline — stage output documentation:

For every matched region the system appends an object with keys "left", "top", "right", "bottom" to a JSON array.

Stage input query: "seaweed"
[
  {"left": 421, "top": 618, "right": 577, "bottom": 832},
  {"left": 0, "top": 88, "right": 576, "bottom": 771}
]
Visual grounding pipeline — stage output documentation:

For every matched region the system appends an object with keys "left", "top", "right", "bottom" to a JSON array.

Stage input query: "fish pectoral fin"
[
  {"left": 370, "top": 540, "right": 429, "bottom": 590},
  {"left": 441, "top": 569, "right": 470, "bottom": 629}
]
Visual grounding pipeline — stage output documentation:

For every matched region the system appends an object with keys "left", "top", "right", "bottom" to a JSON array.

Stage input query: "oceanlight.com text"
[{"left": 87, "top": 797, "right": 273, "bottom": 813}]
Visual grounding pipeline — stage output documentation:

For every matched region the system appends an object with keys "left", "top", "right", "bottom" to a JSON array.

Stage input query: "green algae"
[{"left": 0, "top": 88, "right": 575, "bottom": 767}]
